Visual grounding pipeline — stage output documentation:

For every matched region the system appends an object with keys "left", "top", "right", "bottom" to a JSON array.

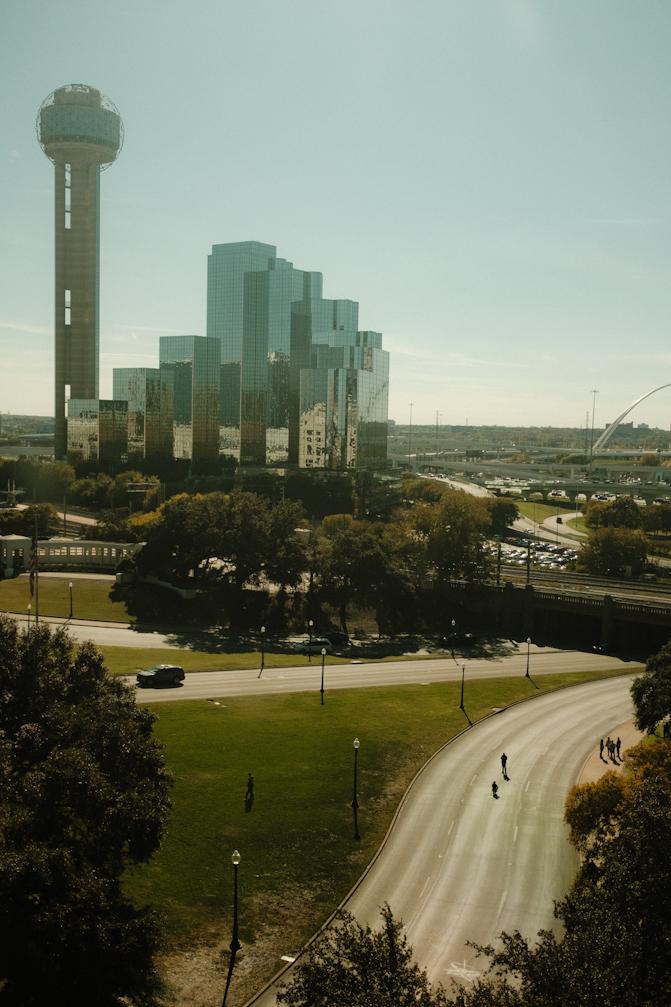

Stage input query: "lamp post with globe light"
[
  {"left": 221, "top": 850, "right": 241, "bottom": 1007},
  {"left": 257, "top": 626, "right": 265, "bottom": 679},
  {"left": 320, "top": 648, "right": 326, "bottom": 705},
  {"left": 352, "top": 738, "right": 361, "bottom": 840}
]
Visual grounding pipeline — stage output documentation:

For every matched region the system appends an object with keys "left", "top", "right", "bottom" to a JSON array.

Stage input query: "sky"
[{"left": 2, "top": 0, "right": 671, "bottom": 430}]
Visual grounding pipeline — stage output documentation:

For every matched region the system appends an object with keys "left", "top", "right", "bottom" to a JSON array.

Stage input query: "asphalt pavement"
[{"left": 246, "top": 673, "right": 637, "bottom": 1004}]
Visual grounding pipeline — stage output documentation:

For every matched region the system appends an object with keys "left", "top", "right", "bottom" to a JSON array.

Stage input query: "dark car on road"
[
  {"left": 136, "top": 664, "right": 185, "bottom": 688},
  {"left": 291, "top": 637, "right": 334, "bottom": 656}
]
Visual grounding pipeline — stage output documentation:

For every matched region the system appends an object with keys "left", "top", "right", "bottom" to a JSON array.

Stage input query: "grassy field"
[
  {"left": 517, "top": 500, "right": 575, "bottom": 525},
  {"left": 100, "top": 645, "right": 357, "bottom": 676},
  {"left": 124, "top": 666, "right": 630, "bottom": 1001},
  {"left": 0, "top": 576, "right": 134, "bottom": 622}
]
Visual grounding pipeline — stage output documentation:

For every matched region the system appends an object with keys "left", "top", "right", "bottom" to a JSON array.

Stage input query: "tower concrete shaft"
[
  {"left": 52, "top": 159, "right": 101, "bottom": 457},
  {"left": 38, "top": 84, "right": 123, "bottom": 457}
]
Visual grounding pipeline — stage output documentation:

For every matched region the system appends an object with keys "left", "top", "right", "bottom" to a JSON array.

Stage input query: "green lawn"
[
  {"left": 124, "top": 667, "right": 630, "bottom": 986},
  {"left": 100, "top": 645, "right": 355, "bottom": 676},
  {"left": 100, "top": 645, "right": 450, "bottom": 676},
  {"left": 0, "top": 576, "right": 134, "bottom": 622},
  {"left": 566, "top": 514, "right": 589, "bottom": 535},
  {"left": 517, "top": 501, "right": 574, "bottom": 525}
]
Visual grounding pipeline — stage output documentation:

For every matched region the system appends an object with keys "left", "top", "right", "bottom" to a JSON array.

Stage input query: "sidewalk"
[{"left": 578, "top": 719, "right": 644, "bottom": 785}]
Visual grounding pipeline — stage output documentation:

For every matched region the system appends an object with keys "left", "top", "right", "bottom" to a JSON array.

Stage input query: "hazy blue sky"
[{"left": 2, "top": 1, "right": 671, "bottom": 429}]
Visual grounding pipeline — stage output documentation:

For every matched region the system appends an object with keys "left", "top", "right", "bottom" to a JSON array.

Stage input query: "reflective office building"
[
  {"left": 297, "top": 331, "right": 389, "bottom": 469},
  {"left": 207, "top": 241, "right": 388, "bottom": 469},
  {"left": 66, "top": 398, "right": 128, "bottom": 465},
  {"left": 112, "top": 367, "right": 169, "bottom": 462},
  {"left": 158, "top": 336, "right": 220, "bottom": 470}
]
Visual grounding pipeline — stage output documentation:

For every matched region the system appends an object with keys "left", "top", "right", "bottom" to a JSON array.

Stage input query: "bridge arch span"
[{"left": 592, "top": 382, "right": 671, "bottom": 452}]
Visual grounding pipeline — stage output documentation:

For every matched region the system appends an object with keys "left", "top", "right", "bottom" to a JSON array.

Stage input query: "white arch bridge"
[{"left": 592, "top": 382, "right": 671, "bottom": 452}]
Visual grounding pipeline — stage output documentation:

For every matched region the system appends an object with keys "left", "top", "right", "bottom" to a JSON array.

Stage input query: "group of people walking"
[
  {"left": 599, "top": 736, "right": 621, "bottom": 762},
  {"left": 492, "top": 752, "right": 509, "bottom": 798}
]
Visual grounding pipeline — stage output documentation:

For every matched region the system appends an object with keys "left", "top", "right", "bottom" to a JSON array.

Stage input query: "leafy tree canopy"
[
  {"left": 277, "top": 905, "right": 449, "bottom": 1007},
  {"left": 0, "top": 618, "right": 171, "bottom": 1006},
  {"left": 631, "top": 640, "right": 671, "bottom": 733},
  {"left": 579, "top": 526, "right": 647, "bottom": 577}
]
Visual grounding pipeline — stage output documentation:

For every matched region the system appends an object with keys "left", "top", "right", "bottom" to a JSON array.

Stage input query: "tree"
[
  {"left": 631, "top": 640, "right": 671, "bottom": 733},
  {"left": 0, "top": 618, "right": 171, "bottom": 1005},
  {"left": 579, "top": 526, "right": 647, "bottom": 577},
  {"left": 584, "top": 496, "right": 642, "bottom": 530},
  {"left": 315, "top": 515, "right": 389, "bottom": 636},
  {"left": 277, "top": 905, "right": 448, "bottom": 1007},
  {"left": 410, "top": 490, "right": 490, "bottom": 585},
  {"left": 486, "top": 498, "right": 518, "bottom": 536}
]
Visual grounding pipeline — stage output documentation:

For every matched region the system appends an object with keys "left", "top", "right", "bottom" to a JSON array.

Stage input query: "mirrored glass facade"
[
  {"left": 112, "top": 367, "right": 168, "bottom": 462},
  {"left": 67, "top": 398, "right": 128, "bottom": 464},
  {"left": 158, "top": 336, "right": 220, "bottom": 470},
  {"left": 206, "top": 241, "right": 389, "bottom": 470},
  {"left": 298, "top": 332, "right": 389, "bottom": 469}
]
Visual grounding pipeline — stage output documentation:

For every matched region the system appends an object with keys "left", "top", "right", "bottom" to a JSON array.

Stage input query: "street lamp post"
[
  {"left": 352, "top": 737, "right": 361, "bottom": 840},
  {"left": 525, "top": 637, "right": 531, "bottom": 678},
  {"left": 68, "top": 581, "right": 73, "bottom": 621},
  {"left": 221, "top": 850, "right": 241, "bottom": 1007},
  {"left": 27, "top": 603, "right": 31, "bottom": 625},
  {"left": 459, "top": 663, "right": 465, "bottom": 711},
  {"left": 257, "top": 626, "right": 266, "bottom": 679},
  {"left": 320, "top": 647, "right": 326, "bottom": 705},
  {"left": 450, "top": 618, "right": 456, "bottom": 660},
  {"left": 308, "top": 618, "right": 314, "bottom": 663}
]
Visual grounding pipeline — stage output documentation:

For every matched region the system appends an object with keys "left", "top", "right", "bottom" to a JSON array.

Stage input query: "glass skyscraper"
[
  {"left": 66, "top": 398, "right": 128, "bottom": 465},
  {"left": 206, "top": 241, "right": 389, "bottom": 470},
  {"left": 112, "top": 367, "right": 168, "bottom": 462},
  {"left": 158, "top": 336, "right": 220, "bottom": 470},
  {"left": 297, "top": 331, "right": 389, "bottom": 469}
]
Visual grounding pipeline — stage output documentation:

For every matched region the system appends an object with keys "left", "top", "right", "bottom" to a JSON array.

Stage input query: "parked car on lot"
[
  {"left": 136, "top": 664, "right": 185, "bottom": 688},
  {"left": 291, "top": 637, "right": 334, "bottom": 656}
]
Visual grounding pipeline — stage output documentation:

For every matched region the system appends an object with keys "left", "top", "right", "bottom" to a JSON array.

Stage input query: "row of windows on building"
[{"left": 67, "top": 241, "right": 389, "bottom": 470}]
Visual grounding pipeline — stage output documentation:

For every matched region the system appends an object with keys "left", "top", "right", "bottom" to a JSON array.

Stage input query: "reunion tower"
[{"left": 37, "top": 84, "right": 123, "bottom": 458}]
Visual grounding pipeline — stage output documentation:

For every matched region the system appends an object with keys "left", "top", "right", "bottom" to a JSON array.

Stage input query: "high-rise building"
[
  {"left": 37, "top": 84, "right": 123, "bottom": 458},
  {"left": 207, "top": 242, "right": 276, "bottom": 460},
  {"left": 207, "top": 240, "right": 389, "bottom": 470},
  {"left": 67, "top": 399, "right": 128, "bottom": 465},
  {"left": 298, "top": 331, "right": 389, "bottom": 469},
  {"left": 158, "top": 336, "right": 220, "bottom": 470},
  {"left": 112, "top": 368, "right": 170, "bottom": 462}
]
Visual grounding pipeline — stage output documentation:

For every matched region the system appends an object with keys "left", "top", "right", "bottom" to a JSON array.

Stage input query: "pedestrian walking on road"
[
  {"left": 606, "top": 737, "right": 612, "bottom": 759},
  {"left": 599, "top": 738, "right": 605, "bottom": 760},
  {"left": 492, "top": 781, "right": 499, "bottom": 799},
  {"left": 501, "top": 753, "right": 508, "bottom": 779},
  {"left": 616, "top": 737, "right": 621, "bottom": 758}
]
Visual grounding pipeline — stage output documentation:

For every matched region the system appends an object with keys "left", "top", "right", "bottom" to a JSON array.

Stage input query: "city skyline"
[{"left": 3, "top": 2, "right": 671, "bottom": 429}]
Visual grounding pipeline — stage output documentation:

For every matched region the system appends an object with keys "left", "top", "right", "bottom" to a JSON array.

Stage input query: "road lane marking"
[
  {"left": 418, "top": 876, "right": 432, "bottom": 899},
  {"left": 447, "top": 820, "right": 455, "bottom": 836},
  {"left": 470, "top": 774, "right": 478, "bottom": 784},
  {"left": 497, "top": 889, "right": 508, "bottom": 916},
  {"left": 445, "top": 961, "right": 480, "bottom": 982},
  {"left": 525, "top": 780, "right": 530, "bottom": 793},
  {"left": 513, "top": 825, "right": 518, "bottom": 843}
]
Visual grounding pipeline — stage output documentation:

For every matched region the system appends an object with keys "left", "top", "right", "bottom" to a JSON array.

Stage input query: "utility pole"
[
  {"left": 408, "top": 402, "right": 414, "bottom": 468},
  {"left": 589, "top": 389, "right": 598, "bottom": 473}
]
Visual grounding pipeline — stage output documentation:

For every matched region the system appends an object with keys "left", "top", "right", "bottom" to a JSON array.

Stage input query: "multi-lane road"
[
  {"left": 246, "top": 673, "right": 636, "bottom": 1005},
  {"left": 128, "top": 646, "right": 637, "bottom": 702}
]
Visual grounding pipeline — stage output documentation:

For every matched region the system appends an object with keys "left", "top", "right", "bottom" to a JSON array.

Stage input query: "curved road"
[{"left": 247, "top": 673, "right": 635, "bottom": 1004}]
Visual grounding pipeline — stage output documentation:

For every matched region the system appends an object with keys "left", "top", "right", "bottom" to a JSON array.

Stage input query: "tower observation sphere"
[{"left": 37, "top": 84, "right": 124, "bottom": 458}]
